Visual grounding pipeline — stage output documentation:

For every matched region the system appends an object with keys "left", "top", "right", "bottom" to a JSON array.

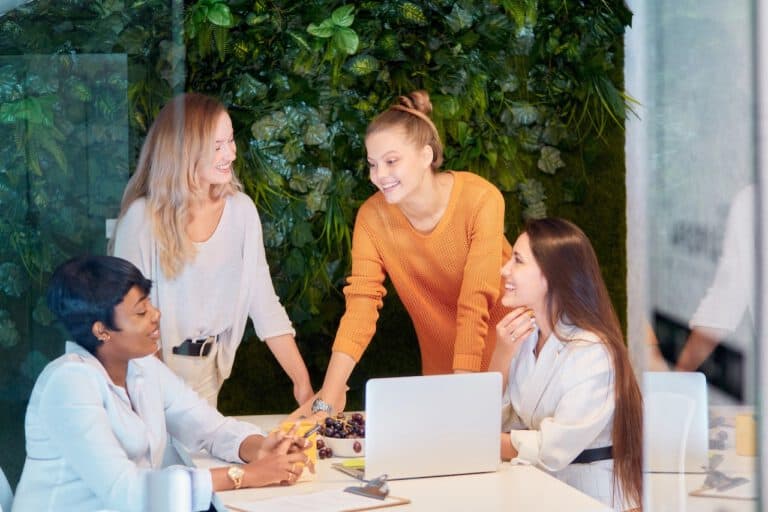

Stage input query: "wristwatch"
[
  {"left": 311, "top": 397, "right": 333, "bottom": 415},
  {"left": 227, "top": 465, "right": 245, "bottom": 490}
]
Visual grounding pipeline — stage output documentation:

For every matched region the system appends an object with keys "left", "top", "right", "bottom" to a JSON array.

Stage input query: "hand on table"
[
  {"left": 288, "top": 388, "right": 348, "bottom": 423},
  {"left": 257, "top": 425, "right": 310, "bottom": 457},
  {"left": 244, "top": 426, "right": 314, "bottom": 487},
  {"left": 243, "top": 438, "right": 313, "bottom": 487}
]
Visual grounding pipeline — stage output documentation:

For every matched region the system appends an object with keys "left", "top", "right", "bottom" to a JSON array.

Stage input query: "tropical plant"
[
  {"left": 0, "top": 0, "right": 632, "bottom": 414},
  {"left": 182, "top": 0, "right": 632, "bottom": 327},
  {"left": 0, "top": 0, "right": 178, "bottom": 398}
]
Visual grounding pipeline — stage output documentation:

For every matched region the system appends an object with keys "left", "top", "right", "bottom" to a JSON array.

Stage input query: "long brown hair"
[
  {"left": 113, "top": 92, "right": 242, "bottom": 278},
  {"left": 526, "top": 218, "right": 642, "bottom": 508},
  {"left": 366, "top": 90, "right": 444, "bottom": 170}
]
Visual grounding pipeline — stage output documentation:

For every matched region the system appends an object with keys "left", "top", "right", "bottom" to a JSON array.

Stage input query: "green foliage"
[
  {"left": 0, "top": 0, "right": 178, "bottom": 400},
  {"left": 183, "top": 0, "right": 631, "bottom": 329},
  {"left": 0, "top": 0, "right": 632, "bottom": 416},
  {"left": 183, "top": 0, "right": 632, "bottom": 410}
]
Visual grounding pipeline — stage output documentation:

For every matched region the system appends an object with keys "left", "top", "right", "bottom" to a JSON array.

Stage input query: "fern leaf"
[
  {"left": 36, "top": 134, "right": 68, "bottom": 174},
  {"left": 213, "top": 25, "right": 229, "bottom": 62}
]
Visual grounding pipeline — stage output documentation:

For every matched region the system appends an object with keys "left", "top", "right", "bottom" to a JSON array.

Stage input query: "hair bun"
[{"left": 397, "top": 90, "right": 433, "bottom": 117}]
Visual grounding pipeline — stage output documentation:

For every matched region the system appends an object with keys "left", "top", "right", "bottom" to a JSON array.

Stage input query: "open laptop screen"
[{"left": 361, "top": 372, "right": 502, "bottom": 480}]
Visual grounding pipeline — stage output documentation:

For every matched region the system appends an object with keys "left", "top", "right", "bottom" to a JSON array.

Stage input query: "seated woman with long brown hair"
[{"left": 490, "top": 218, "right": 642, "bottom": 511}]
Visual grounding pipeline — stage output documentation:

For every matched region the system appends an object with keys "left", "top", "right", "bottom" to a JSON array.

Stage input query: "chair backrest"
[
  {"left": 0, "top": 465, "right": 13, "bottom": 512},
  {"left": 643, "top": 371, "right": 709, "bottom": 473}
]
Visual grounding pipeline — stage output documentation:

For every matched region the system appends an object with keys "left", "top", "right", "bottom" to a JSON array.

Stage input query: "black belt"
[
  {"left": 172, "top": 336, "right": 217, "bottom": 357},
  {"left": 572, "top": 446, "right": 613, "bottom": 464}
]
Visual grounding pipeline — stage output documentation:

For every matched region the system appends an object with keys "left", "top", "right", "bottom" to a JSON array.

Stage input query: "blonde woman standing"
[{"left": 112, "top": 93, "right": 312, "bottom": 408}]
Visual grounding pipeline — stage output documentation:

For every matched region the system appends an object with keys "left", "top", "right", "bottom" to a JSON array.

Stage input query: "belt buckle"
[
  {"left": 197, "top": 337, "right": 213, "bottom": 357},
  {"left": 172, "top": 336, "right": 215, "bottom": 357}
]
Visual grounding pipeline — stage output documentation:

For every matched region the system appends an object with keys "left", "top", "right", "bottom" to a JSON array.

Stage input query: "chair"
[
  {"left": 0, "top": 465, "right": 12, "bottom": 512},
  {"left": 643, "top": 371, "right": 709, "bottom": 473}
]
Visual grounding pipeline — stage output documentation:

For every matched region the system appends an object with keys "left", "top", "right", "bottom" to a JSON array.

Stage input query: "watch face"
[{"left": 228, "top": 465, "right": 244, "bottom": 485}]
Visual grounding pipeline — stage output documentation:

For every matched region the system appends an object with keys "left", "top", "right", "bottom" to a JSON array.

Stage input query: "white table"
[
  {"left": 645, "top": 406, "right": 757, "bottom": 512},
  {"left": 188, "top": 414, "right": 611, "bottom": 512}
]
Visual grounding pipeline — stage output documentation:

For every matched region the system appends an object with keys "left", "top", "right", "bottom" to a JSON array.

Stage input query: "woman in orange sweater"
[{"left": 301, "top": 90, "right": 512, "bottom": 416}]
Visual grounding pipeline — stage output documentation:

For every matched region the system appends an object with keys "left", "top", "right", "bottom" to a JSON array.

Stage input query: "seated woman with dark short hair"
[{"left": 12, "top": 255, "right": 311, "bottom": 512}]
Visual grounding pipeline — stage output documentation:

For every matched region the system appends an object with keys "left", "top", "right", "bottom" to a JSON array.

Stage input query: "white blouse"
[
  {"left": 12, "top": 342, "right": 263, "bottom": 512},
  {"left": 504, "top": 323, "right": 630, "bottom": 510},
  {"left": 113, "top": 192, "right": 295, "bottom": 380}
]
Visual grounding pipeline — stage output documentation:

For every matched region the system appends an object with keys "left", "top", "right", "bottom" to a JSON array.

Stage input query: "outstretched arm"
[
  {"left": 265, "top": 334, "right": 314, "bottom": 405},
  {"left": 291, "top": 351, "right": 356, "bottom": 420}
]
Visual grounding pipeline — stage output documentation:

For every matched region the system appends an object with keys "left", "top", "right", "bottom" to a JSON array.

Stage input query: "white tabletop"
[
  {"left": 645, "top": 405, "right": 757, "bottom": 512},
  {"left": 189, "top": 414, "right": 611, "bottom": 512}
]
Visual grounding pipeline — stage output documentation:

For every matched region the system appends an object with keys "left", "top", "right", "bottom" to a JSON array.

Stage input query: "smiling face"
[
  {"left": 501, "top": 233, "right": 549, "bottom": 312},
  {"left": 197, "top": 111, "right": 236, "bottom": 190},
  {"left": 365, "top": 126, "right": 434, "bottom": 205},
  {"left": 96, "top": 285, "right": 161, "bottom": 363}
]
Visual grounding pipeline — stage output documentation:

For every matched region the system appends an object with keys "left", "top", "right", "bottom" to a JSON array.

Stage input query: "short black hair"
[{"left": 47, "top": 255, "right": 152, "bottom": 355}]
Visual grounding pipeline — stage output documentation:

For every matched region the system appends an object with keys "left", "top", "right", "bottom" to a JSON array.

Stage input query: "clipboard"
[
  {"left": 688, "top": 472, "right": 756, "bottom": 501},
  {"left": 339, "top": 493, "right": 410, "bottom": 511},
  {"left": 224, "top": 489, "right": 410, "bottom": 512},
  {"left": 341, "top": 474, "right": 409, "bottom": 510}
]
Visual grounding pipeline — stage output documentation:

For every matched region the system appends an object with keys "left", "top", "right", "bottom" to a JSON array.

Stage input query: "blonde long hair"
[
  {"left": 525, "top": 218, "right": 643, "bottom": 508},
  {"left": 114, "top": 93, "right": 242, "bottom": 278}
]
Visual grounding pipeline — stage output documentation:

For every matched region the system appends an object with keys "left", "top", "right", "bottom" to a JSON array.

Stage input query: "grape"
[
  {"left": 317, "top": 412, "right": 366, "bottom": 458},
  {"left": 319, "top": 412, "right": 366, "bottom": 439}
]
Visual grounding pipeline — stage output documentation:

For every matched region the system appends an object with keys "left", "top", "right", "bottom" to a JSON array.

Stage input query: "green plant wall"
[
  {"left": 182, "top": 0, "right": 632, "bottom": 413},
  {"left": 0, "top": 0, "right": 631, "bottom": 421}
]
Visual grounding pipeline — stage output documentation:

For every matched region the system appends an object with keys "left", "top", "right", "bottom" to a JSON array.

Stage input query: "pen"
[{"left": 303, "top": 424, "right": 322, "bottom": 438}]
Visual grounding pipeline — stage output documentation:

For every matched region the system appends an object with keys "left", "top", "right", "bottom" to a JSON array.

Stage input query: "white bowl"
[{"left": 321, "top": 436, "right": 365, "bottom": 457}]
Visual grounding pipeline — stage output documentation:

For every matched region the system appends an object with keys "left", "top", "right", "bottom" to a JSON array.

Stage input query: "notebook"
[
  {"left": 336, "top": 372, "right": 502, "bottom": 481},
  {"left": 643, "top": 371, "right": 709, "bottom": 473}
]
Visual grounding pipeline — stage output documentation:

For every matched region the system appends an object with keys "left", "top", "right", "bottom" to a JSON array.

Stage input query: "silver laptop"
[
  {"left": 352, "top": 372, "right": 501, "bottom": 480},
  {"left": 643, "top": 371, "right": 709, "bottom": 473}
]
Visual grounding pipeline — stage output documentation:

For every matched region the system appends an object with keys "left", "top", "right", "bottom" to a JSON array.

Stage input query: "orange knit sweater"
[{"left": 332, "top": 171, "right": 512, "bottom": 373}]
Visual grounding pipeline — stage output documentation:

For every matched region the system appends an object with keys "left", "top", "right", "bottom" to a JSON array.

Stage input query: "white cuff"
[{"left": 509, "top": 429, "right": 541, "bottom": 464}]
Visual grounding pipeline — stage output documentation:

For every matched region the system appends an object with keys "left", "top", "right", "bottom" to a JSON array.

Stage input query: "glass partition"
[
  {"left": 627, "top": 0, "right": 760, "bottom": 509},
  {"left": 0, "top": 0, "right": 179, "bottom": 486}
]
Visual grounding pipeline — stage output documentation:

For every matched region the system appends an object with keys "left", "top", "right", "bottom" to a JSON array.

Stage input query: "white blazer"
[
  {"left": 12, "top": 342, "right": 263, "bottom": 512},
  {"left": 504, "top": 323, "right": 631, "bottom": 510}
]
